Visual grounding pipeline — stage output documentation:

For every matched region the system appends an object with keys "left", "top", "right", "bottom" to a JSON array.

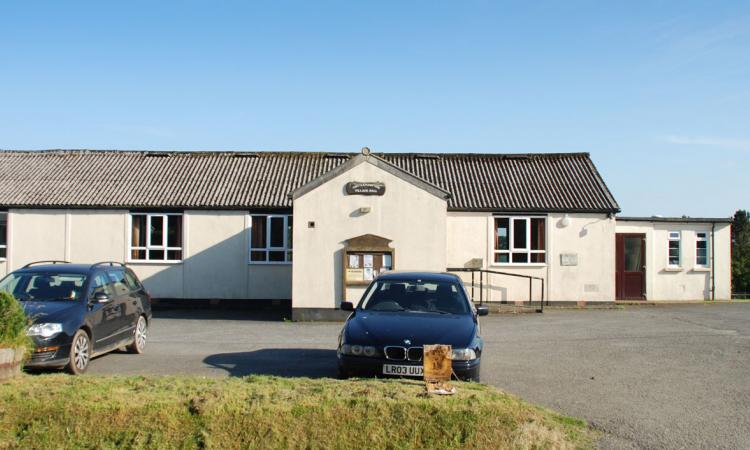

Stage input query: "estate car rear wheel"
[
  {"left": 127, "top": 315, "right": 148, "bottom": 354},
  {"left": 66, "top": 329, "right": 90, "bottom": 375}
]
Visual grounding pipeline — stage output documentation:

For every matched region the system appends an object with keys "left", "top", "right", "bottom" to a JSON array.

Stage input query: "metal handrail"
[
  {"left": 22, "top": 260, "right": 71, "bottom": 268},
  {"left": 447, "top": 267, "right": 546, "bottom": 313}
]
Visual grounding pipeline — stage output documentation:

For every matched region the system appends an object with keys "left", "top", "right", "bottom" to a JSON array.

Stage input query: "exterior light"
[
  {"left": 560, "top": 214, "right": 571, "bottom": 228},
  {"left": 359, "top": 207, "right": 371, "bottom": 214}
]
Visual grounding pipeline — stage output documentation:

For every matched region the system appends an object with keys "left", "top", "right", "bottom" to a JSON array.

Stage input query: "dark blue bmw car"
[{"left": 337, "top": 272, "right": 488, "bottom": 382}]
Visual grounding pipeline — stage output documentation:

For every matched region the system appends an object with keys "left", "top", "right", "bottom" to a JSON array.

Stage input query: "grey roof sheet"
[{"left": 0, "top": 150, "right": 619, "bottom": 212}]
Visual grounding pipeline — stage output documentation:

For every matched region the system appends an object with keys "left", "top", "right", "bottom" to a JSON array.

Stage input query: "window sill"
[
  {"left": 490, "top": 263, "right": 547, "bottom": 268},
  {"left": 663, "top": 267, "right": 683, "bottom": 272},
  {"left": 690, "top": 267, "right": 711, "bottom": 272},
  {"left": 248, "top": 262, "right": 292, "bottom": 266},
  {"left": 127, "top": 260, "right": 183, "bottom": 265}
]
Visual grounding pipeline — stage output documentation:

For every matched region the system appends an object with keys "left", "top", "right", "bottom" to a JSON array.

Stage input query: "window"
[
  {"left": 668, "top": 231, "right": 681, "bottom": 267},
  {"left": 494, "top": 217, "right": 546, "bottom": 264},
  {"left": 0, "top": 212, "right": 6, "bottom": 259},
  {"left": 696, "top": 232, "right": 708, "bottom": 267},
  {"left": 130, "top": 213, "right": 183, "bottom": 262},
  {"left": 107, "top": 270, "right": 131, "bottom": 297},
  {"left": 250, "top": 215, "right": 292, "bottom": 263}
]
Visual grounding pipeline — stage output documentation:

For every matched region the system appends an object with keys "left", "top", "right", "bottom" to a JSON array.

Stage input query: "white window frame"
[
  {"left": 249, "top": 214, "right": 292, "bottom": 265},
  {"left": 0, "top": 212, "right": 7, "bottom": 261},
  {"left": 492, "top": 216, "right": 546, "bottom": 266},
  {"left": 695, "top": 232, "right": 709, "bottom": 267},
  {"left": 128, "top": 212, "right": 184, "bottom": 263},
  {"left": 667, "top": 231, "right": 681, "bottom": 268}
]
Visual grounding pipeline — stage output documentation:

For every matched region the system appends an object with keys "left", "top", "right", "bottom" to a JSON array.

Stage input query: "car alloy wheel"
[
  {"left": 127, "top": 316, "right": 148, "bottom": 354},
  {"left": 67, "top": 330, "right": 90, "bottom": 375}
]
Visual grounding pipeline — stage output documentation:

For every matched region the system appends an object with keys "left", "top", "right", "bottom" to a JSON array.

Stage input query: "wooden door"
[{"left": 616, "top": 233, "right": 646, "bottom": 300}]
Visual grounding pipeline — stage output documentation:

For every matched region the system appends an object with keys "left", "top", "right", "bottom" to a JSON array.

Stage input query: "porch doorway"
[{"left": 616, "top": 233, "right": 646, "bottom": 300}]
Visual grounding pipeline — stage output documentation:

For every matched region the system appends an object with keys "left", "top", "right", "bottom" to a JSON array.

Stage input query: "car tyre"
[
  {"left": 66, "top": 329, "right": 91, "bottom": 375},
  {"left": 127, "top": 315, "right": 148, "bottom": 354}
]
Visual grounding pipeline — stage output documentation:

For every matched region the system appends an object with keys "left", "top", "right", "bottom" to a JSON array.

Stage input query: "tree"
[{"left": 732, "top": 210, "right": 750, "bottom": 295}]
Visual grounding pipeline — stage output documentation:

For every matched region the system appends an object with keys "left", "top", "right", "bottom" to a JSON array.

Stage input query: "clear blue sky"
[{"left": 1, "top": 1, "right": 747, "bottom": 217}]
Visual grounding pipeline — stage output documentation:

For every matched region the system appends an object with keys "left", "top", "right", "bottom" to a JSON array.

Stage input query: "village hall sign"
[{"left": 345, "top": 181, "right": 386, "bottom": 196}]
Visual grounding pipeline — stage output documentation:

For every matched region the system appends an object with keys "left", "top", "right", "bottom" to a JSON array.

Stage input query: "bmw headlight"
[
  {"left": 340, "top": 344, "right": 380, "bottom": 357},
  {"left": 27, "top": 323, "right": 63, "bottom": 339},
  {"left": 451, "top": 348, "right": 477, "bottom": 361}
]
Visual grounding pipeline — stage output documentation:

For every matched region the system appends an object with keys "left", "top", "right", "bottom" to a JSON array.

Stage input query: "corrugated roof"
[{"left": 0, "top": 150, "right": 619, "bottom": 212}]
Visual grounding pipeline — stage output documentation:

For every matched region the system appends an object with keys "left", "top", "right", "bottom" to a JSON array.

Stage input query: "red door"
[{"left": 616, "top": 233, "right": 646, "bottom": 300}]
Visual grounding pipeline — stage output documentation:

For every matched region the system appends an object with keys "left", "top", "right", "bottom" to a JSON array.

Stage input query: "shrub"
[{"left": 0, "top": 291, "right": 31, "bottom": 351}]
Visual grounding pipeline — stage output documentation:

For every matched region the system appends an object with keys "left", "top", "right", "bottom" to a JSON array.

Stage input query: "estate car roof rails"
[
  {"left": 89, "top": 261, "right": 127, "bottom": 269},
  {"left": 22, "top": 260, "right": 71, "bottom": 268}
]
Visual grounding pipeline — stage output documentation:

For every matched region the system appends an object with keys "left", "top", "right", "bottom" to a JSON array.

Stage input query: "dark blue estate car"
[
  {"left": 337, "top": 272, "right": 488, "bottom": 382},
  {"left": 0, "top": 261, "right": 152, "bottom": 375}
]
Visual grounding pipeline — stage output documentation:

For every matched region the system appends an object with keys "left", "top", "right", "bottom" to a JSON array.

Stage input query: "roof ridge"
[{"left": 0, "top": 149, "right": 591, "bottom": 159}]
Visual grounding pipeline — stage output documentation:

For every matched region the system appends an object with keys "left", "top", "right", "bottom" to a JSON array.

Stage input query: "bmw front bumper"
[{"left": 338, "top": 354, "right": 481, "bottom": 381}]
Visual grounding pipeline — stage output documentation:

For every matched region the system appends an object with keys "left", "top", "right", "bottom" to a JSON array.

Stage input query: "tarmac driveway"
[{"left": 86, "top": 304, "right": 750, "bottom": 449}]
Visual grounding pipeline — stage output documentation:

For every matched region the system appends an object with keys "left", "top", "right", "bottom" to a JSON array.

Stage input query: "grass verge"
[{"left": 0, "top": 375, "right": 593, "bottom": 449}]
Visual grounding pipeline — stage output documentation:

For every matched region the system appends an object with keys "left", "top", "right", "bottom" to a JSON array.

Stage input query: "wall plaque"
[
  {"left": 345, "top": 181, "right": 385, "bottom": 196},
  {"left": 560, "top": 253, "right": 578, "bottom": 266}
]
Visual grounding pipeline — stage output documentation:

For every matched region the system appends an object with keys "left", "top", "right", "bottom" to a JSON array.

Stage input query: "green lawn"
[{"left": 0, "top": 375, "right": 593, "bottom": 449}]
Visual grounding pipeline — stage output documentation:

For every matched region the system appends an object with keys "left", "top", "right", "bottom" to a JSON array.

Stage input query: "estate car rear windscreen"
[{"left": 360, "top": 279, "right": 469, "bottom": 315}]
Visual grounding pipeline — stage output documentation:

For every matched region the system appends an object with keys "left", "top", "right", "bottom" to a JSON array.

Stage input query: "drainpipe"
[{"left": 711, "top": 222, "right": 716, "bottom": 301}]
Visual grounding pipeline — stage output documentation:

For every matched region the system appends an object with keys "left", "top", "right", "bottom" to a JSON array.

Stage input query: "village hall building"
[{"left": 0, "top": 149, "right": 732, "bottom": 319}]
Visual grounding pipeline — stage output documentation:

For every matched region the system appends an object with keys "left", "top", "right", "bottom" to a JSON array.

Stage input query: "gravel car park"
[{"left": 85, "top": 303, "right": 750, "bottom": 449}]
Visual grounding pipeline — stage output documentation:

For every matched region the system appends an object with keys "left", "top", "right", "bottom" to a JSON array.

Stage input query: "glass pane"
[
  {"left": 624, "top": 237, "right": 642, "bottom": 271},
  {"left": 167, "top": 215, "right": 182, "bottom": 247},
  {"left": 494, "top": 253, "right": 509, "bottom": 263},
  {"left": 531, "top": 253, "right": 546, "bottom": 263},
  {"left": 270, "top": 217, "right": 285, "bottom": 248},
  {"left": 124, "top": 272, "right": 140, "bottom": 290},
  {"left": 148, "top": 249, "right": 165, "bottom": 260},
  {"left": 696, "top": 241, "right": 707, "bottom": 250},
  {"left": 0, "top": 247, "right": 6, "bottom": 259},
  {"left": 512, "top": 218, "right": 527, "bottom": 249},
  {"left": 167, "top": 250, "right": 182, "bottom": 261},
  {"left": 287, "top": 216, "right": 293, "bottom": 249},
  {"left": 669, "top": 241, "right": 680, "bottom": 250},
  {"left": 131, "top": 215, "right": 147, "bottom": 247},
  {"left": 131, "top": 249, "right": 146, "bottom": 260},
  {"left": 495, "top": 218, "right": 509, "bottom": 250},
  {"left": 150, "top": 216, "right": 164, "bottom": 246},
  {"left": 250, "top": 250, "right": 266, "bottom": 262},
  {"left": 269, "top": 251, "right": 285, "bottom": 262},
  {"left": 0, "top": 213, "right": 6, "bottom": 247},
  {"left": 251, "top": 216, "right": 267, "bottom": 249},
  {"left": 530, "top": 218, "right": 545, "bottom": 250},
  {"left": 511, "top": 253, "right": 528, "bottom": 263}
]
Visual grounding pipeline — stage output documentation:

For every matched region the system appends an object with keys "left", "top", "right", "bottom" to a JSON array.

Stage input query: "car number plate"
[{"left": 383, "top": 364, "right": 423, "bottom": 377}]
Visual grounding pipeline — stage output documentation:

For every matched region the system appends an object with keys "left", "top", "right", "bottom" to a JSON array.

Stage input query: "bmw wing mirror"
[
  {"left": 476, "top": 305, "right": 489, "bottom": 316},
  {"left": 94, "top": 292, "right": 111, "bottom": 304},
  {"left": 340, "top": 301, "right": 354, "bottom": 311}
]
